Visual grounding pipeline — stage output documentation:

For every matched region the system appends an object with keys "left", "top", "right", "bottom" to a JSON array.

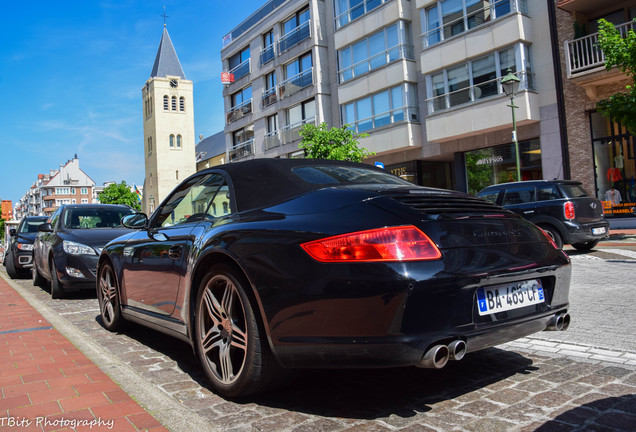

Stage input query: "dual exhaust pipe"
[
  {"left": 417, "top": 339, "right": 466, "bottom": 369},
  {"left": 545, "top": 312, "right": 571, "bottom": 331}
]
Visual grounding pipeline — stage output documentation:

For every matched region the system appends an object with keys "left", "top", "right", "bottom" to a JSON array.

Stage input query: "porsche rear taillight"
[
  {"left": 301, "top": 225, "right": 442, "bottom": 262},
  {"left": 564, "top": 202, "right": 575, "bottom": 220}
]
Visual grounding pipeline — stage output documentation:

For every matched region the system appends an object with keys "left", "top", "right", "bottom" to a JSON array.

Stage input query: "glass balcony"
[
  {"left": 262, "top": 87, "right": 278, "bottom": 107},
  {"left": 279, "top": 68, "right": 313, "bottom": 100},
  {"left": 229, "top": 139, "right": 254, "bottom": 161},
  {"left": 278, "top": 20, "right": 311, "bottom": 54},
  {"left": 281, "top": 117, "right": 316, "bottom": 144},
  {"left": 229, "top": 58, "right": 251, "bottom": 81},
  {"left": 260, "top": 44, "right": 275, "bottom": 65},
  {"left": 226, "top": 99, "right": 252, "bottom": 124},
  {"left": 264, "top": 130, "right": 281, "bottom": 151}
]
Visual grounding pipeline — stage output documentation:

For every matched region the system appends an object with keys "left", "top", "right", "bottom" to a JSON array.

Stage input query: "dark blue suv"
[{"left": 477, "top": 180, "right": 609, "bottom": 251}]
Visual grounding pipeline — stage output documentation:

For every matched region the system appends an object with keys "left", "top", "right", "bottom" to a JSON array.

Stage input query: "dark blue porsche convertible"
[{"left": 96, "top": 158, "right": 571, "bottom": 398}]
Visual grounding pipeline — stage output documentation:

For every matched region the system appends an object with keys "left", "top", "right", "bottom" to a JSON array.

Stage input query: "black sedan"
[
  {"left": 4, "top": 216, "right": 49, "bottom": 278},
  {"left": 97, "top": 159, "right": 571, "bottom": 398},
  {"left": 33, "top": 204, "right": 135, "bottom": 298}
]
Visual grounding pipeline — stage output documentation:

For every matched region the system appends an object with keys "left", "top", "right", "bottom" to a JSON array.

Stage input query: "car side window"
[
  {"left": 49, "top": 209, "right": 62, "bottom": 230},
  {"left": 155, "top": 174, "right": 232, "bottom": 227},
  {"left": 478, "top": 191, "right": 500, "bottom": 204},
  {"left": 536, "top": 186, "right": 560, "bottom": 201},
  {"left": 503, "top": 187, "right": 535, "bottom": 205}
]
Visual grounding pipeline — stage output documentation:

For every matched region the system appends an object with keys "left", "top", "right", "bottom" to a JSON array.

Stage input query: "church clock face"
[{"left": 169, "top": 78, "right": 178, "bottom": 88}]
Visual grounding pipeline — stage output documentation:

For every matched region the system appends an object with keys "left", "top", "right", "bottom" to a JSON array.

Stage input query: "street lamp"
[{"left": 501, "top": 68, "right": 521, "bottom": 182}]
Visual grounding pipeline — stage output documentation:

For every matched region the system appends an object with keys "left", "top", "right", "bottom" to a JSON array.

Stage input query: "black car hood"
[
  {"left": 59, "top": 228, "right": 133, "bottom": 249},
  {"left": 16, "top": 233, "right": 38, "bottom": 244}
]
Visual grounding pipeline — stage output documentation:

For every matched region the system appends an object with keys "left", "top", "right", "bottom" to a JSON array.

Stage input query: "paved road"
[{"left": 2, "top": 244, "right": 636, "bottom": 432}]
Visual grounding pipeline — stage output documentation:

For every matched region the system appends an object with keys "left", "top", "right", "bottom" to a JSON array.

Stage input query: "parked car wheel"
[
  {"left": 32, "top": 262, "right": 47, "bottom": 287},
  {"left": 5, "top": 251, "right": 20, "bottom": 279},
  {"left": 49, "top": 258, "right": 65, "bottom": 299},
  {"left": 195, "top": 265, "right": 281, "bottom": 398},
  {"left": 97, "top": 261, "right": 123, "bottom": 331},
  {"left": 572, "top": 239, "right": 599, "bottom": 252},
  {"left": 540, "top": 225, "right": 564, "bottom": 249}
]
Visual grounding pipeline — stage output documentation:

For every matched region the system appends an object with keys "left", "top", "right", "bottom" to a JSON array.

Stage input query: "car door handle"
[
  {"left": 168, "top": 246, "right": 182, "bottom": 260},
  {"left": 524, "top": 210, "right": 535, "bottom": 214}
]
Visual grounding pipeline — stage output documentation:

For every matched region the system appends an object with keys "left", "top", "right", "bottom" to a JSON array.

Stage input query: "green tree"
[
  {"left": 596, "top": 19, "right": 636, "bottom": 134},
  {"left": 0, "top": 218, "right": 5, "bottom": 242},
  {"left": 98, "top": 182, "right": 141, "bottom": 210},
  {"left": 298, "top": 122, "right": 374, "bottom": 162}
]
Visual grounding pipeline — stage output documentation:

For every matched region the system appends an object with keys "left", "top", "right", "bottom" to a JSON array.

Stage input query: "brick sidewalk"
[{"left": 0, "top": 277, "right": 169, "bottom": 432}]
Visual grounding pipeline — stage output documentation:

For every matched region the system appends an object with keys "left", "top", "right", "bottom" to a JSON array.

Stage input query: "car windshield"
[
  {"left": 63, "top": 208, "right": 134, "bottom": 229},
  {"left": 19, "top": 218, "right": 48, "bottom": 233},
  {"left": 292, "top": 165, "right": 413, "bottom": 186},
  {"left": 559, "top": 184, "right": 589, "bottom": 198}
]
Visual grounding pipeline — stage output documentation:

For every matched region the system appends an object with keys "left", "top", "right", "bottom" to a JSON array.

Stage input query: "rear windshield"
[
  {"left": 292, "top": 165, "right": 412, "bottom": 186},
  {"left": 559, "top": 184, "right": 589, "bottom": 198},
  {"left": 63, "top": 207, "right": 134, "bottom": 229},
  {"left": 18, "top": 218, "right": 48, "bottom": 233}
]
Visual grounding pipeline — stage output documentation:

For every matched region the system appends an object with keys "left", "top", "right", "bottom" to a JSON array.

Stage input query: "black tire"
[
  {"left": 33, "top": 261, "right": 47, "bottom": 287},
  {"left": 49, "top": 258, "right": 65, "bottom": 299},
  {"left": 572, "top": 239, "right": 599, "bottom": 252},
  {"left": 97, "top": 261, "right": 124, "bottom": 331},
  {"left": 5, "top": 251, "right": 19, "bottom": 279},
  {"left": 541, "top": 225, "right": 564, "bottom": 249},
  {"left": 194, "top": 264, "right": 283, "bottom": 398}
]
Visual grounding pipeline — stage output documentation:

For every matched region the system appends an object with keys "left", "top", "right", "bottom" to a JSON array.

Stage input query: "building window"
[
  {"left": 279, "top": 7, "right": 310, "bottom": 53},
  {"left": 230, "top": 125, "right": 255, "bottom": 161},
  {"left": 342, "top": 83, "right": 418, "bottom": 133},
  {"left": 262, "top": 72, "right": 277, "bottom": 107},
  {"left": 177, "top": 134, "right": 182, "bottom": 148},
  {"left": 227, "top": 86, "right": 253, "bottom": 123},
  {"left": 81, "top": 198, "right": 88, "bottom": 204},
  {"left": 280, "top": 52, "right": 313, "bottom": 99},
  {"left": 335, "top": 0, "right": 389, "bottom": 30},
  {"left": 171, "top": 96, "right": 177, "bottom": 111},
  {"left": 421, "top": 0, "right": 528, "bottom": 48},
  {"left": 337, "top": 21, "right": 413, "bottom": 83},
  {"left": 176, "top": 170, "right": 179, "bottom": 180},
  {"left": 170, "top": 134, "right": 175, "bottom": 148},
  {"left": 260, "top": 30, "right": 275, "bottom": 65},
  {"left": 179, "top": 96, "right": 185, "bottom": 112},
  {"left": 147, "top": 136, "right": 153, "bottom": 155},
  {"left": 164, "top": 95, "right": 169, "bottom": 110},
  {"left": 229, "top": 46, "right": 251, "bottom": 80},
  {"left": 425, "top": 43, "right": 533, "bottom": 114},
  {"left": 81, "top": 188, "right": 88, "bottom": 195},
  {"left": 264, "top": 114, "right": 280, "bottom": 150},
  {"left": 281, "top": 99, "right": 315, "bottom": 144}
]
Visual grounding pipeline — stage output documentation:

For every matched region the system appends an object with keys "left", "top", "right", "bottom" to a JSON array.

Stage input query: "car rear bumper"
[{"left": 562, "top": 219, "right": 610, "bottom": 244}]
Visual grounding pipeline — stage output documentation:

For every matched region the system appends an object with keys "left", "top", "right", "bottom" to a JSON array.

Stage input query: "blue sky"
[{"left": 0, "top": 0, "right": 265, "bottom": 206}]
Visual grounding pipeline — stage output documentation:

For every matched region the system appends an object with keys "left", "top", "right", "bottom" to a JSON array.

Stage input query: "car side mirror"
[
  {"left": 9, "top": 229, "right": 16, "bottom": 237},
  {"left": 38, "top": 223, "right": 53, "bottom": 233},
  {"left": 122, "top": 213, "right": 148, "bottom": 229}
]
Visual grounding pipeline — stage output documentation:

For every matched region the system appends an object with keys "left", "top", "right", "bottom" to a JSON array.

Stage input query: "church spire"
[{"left": 150, "top": 26, "right": 186, "bottom": 79}]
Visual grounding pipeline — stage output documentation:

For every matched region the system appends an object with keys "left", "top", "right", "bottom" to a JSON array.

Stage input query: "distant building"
[
  {"left": 196, "top": 132, "right": 227, "bottom": 171},
  {"left": 142, "top": 24, "right": 196, "bottom": 214},
  {"left": 1, "top": 200, "right": 13, "bottom": 220},
  {"left": 15, "top": 155, "right": 96, "bottom": 218}
]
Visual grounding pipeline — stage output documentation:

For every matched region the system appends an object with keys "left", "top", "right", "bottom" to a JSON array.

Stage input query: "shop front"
[
  {"left": 591, "top": 112, "right": 636, "bottom": 219},
  {"left": 464, "top": 139, "right": 543, "bottom": 195}
]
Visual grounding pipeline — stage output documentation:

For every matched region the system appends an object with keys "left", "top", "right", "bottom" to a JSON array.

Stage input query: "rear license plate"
[
  {"left": 592, "top": 227, "right": 606, "bottom": 235},
  {"left": 477, "top": 280, "right": 544, "bottom": 316}
]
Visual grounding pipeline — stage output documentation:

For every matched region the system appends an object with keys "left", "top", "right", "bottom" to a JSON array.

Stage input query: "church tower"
[{"left": 142, "top": 24, "right": 195, "bottom": 214}]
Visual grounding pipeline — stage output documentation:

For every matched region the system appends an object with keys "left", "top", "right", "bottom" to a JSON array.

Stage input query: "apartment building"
[
  {"left": 556, "top": 0, "right": 636, "bottom": 223},
  {"left": 14, "top": 155, "right": 96, "bottom": 218},
  {"left": 220, "top": 0, "right": 600, "bottom": 195}
]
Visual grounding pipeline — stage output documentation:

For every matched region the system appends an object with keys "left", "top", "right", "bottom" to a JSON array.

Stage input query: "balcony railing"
[
  {"left": 339, "top": 44, "right": 414, "bottom": 83},
  {"left": 226, "top": 99, "right": 252, "bottom": 124},
  {"left": 264, "top": 130, "right": 281, "bottom": 151},
  {"left": 281, "top": 117, "right": 316, "bottom": 144},
  {"left": 425, "top": 70, "right": 535, "bottom": 114},
  {"left": 229, "top": 139, "right": 254, "bottom": 161},
  {"left": 229, "top": 58, "right": 251, "bottom": 81},
  {"left": 278, "top": 20, "right": 311, "bottom": 54},
  {"left": 565, "top": 21, "right": 635, "bottom": 77},
  {"left": 279, "top": 68, "right": 313, "bottom": 100},
  {"left": 262, "top": 87, "right": 278, "bottom": 107},
  {"left": 260, "top": 44, "right": 275, "bottom": 65},
  {"left": 348, "top": 106, "right": 419, "bottom": 134}
]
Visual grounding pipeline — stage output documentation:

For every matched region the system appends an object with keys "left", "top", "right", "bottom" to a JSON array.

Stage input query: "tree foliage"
[
  {"left": 596, "top": 19, "right": 636, "bottom": 134},
  {"left": 298, "top": 122, "right": 374, "bottom": 162},
  {"left": 98, "top": 182, "right": 141, "bottom": 210},
  {"left": 0, "top": 218, "right": 5, "bottom": 241}
]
